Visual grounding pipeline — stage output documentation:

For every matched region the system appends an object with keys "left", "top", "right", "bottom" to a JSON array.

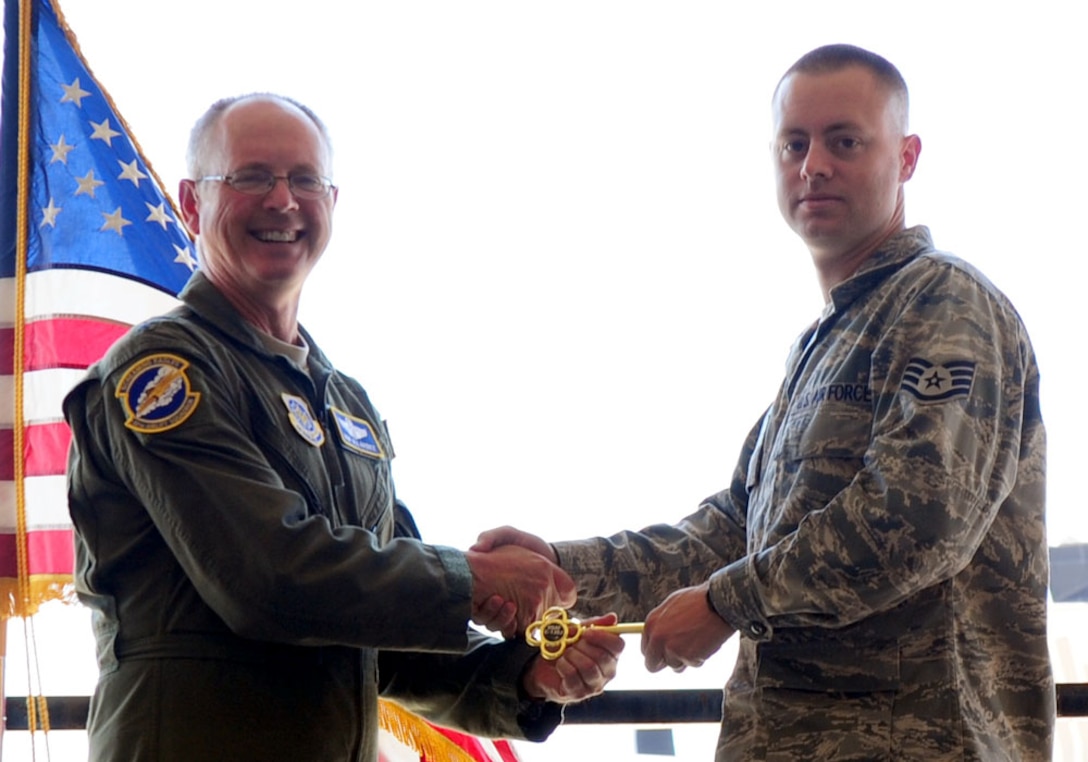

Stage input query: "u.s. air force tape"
[{"left": 116, "top": 354, "right": 201, "bottom": 433}]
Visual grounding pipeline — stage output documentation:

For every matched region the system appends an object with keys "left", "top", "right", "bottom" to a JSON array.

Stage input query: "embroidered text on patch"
[
  {"left": 331, "top": 407, "right": 385, "bottom": 459},
  {"left": 116, "top": 354, "right": 201, "bottom": 433},
  {"left": 901, "top": 357, "right": 976, "bottom": 402},
  {"left": 282, "top": 393, "right": 325, "bottom": 446}
]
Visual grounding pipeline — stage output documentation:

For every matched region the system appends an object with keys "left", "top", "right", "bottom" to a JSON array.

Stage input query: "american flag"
[{"left": 0, "top": 0, "right": 193, "bottom": 619}]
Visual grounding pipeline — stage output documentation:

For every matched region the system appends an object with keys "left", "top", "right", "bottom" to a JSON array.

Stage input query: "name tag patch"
[{"left": 331, "top": 407, "right": 384, "bottom": 459}]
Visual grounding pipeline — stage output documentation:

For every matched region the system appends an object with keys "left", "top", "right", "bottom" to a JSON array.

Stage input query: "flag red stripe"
[
  {"left": 0, "top": 529, "right": 74, "bottom": 576},
  {"left": 1, "top": 421, "right": 74, "bottom": 481},
  {"left": 26, "top": 421, "right": 71, "bottom": 476},
  {"left": 25, "top": 318, "right": 130, "bottom": 371},
  {"left": 0, "top": 327, "right": 12, "bottom": 374},
  {"left": 0, "top": 427, "right": 12, "bottom": 480},
  {"left": 1, "top": 318, "right": 129, "bottom": 376},
  {"left": 495, "top": 742, "right": 520, "bottom": 762},
  {"left": 426, "top": 727, "right": 521, "bottom": 762}
]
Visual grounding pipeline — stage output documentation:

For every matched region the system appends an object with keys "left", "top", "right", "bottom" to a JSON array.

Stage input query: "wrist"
[{"left": 520, "top": 657, "right": 547, "bottom": 700}]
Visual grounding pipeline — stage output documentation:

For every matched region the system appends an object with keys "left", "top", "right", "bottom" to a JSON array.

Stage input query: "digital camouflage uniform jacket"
[
  {"left": 64, "top": 271, "right": 558, "bottom": 762},
  {"left": 553, "top": 227, "right": 1053, "bottom": 761}
]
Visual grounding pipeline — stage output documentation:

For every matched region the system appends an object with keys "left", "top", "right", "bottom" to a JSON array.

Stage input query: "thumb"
[
  {"left": 580, "top": 612, "right": 619, "bottom": 627},
  {"left": 471, "top": 526, "right": 509, "bottom": 552},
  {"left": 552, "top": 567, "right": 577, "bottom": 608}
]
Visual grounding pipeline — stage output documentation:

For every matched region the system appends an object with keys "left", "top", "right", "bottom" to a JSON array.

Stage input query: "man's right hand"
[{"left": 464, "top": 543, "right": 575, "bottom": 638}]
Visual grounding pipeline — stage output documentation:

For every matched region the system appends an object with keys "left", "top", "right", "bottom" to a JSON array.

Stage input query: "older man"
[{"left": 64, "top": 93, "right": 623, "bottom": 762}]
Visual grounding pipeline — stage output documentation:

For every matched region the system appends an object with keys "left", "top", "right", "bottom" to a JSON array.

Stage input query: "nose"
[
  {"left": 800, "top": 143, "right": 832, "bottom": 182},
  {"left": 262, "top": 176, "right": 300, "bottom": 211}
]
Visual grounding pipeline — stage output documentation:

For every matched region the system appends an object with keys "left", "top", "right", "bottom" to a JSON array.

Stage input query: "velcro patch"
[
  {"left": 901, "top": 357, "right": 976, "bottom": 403},
  {"left": 331, "top": 407, "right": 385, "bottom": 459},
  {"left": 282, "top": 393, "right": 325, "bottom": 446},
  {"left": 116, "top": 354, "right": 201, "bottom": 433}
]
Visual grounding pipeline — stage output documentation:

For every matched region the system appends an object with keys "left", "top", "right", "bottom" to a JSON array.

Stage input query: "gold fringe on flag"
[
  {"left": 378, "top": 699, "right": 480, "bottom": 762},
  {"left": 0, "top": 576, "right": 76, "bottom": 620}
]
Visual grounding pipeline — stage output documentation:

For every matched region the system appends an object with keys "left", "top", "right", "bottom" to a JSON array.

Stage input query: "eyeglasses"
[{"left": 198, "top": 169, "right": 335, "bottom": 200}]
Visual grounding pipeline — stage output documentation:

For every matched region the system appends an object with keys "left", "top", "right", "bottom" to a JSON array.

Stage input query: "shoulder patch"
[
  {"left": 901, "top": 357, "right": 976, "bottom": 403},
  {"left": 281, "top": 393, "right": 325, "bottom": 446},
  {"left": 116, "top": 354, "right": 201, "bottom": 433},
  {"left": 330, "top": 407, "right": 385, "bottom": 459}
]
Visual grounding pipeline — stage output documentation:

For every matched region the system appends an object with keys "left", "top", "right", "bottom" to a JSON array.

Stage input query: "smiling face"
[
  {"left": 179, "top": 97, "right": 337, "bottom": 315},
  {"left": 772, "top": 65, "right": 920, "bottom": 288}
]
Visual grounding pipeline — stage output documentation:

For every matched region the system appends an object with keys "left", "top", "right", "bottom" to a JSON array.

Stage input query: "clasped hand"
[
  {"left": 473, "top": 526, "right": 736, "bottom": 673},
  {"left": 465, "top": 532, "right": 624, "bottom": 703},
  {"left": 521, "top": 612, "right": 625, "bottom": 703},
  {"left": 464, "top": 542, "right": 573, "bottom": 637}
]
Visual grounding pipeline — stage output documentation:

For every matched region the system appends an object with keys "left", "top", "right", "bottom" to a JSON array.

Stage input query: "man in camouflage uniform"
[{"left": 476, "top": 44, "right": 1054, "bottom": 761}]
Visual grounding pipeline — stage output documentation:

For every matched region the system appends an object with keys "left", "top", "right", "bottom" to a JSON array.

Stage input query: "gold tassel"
[{"left": 378, "top": 699, "right": 481, "bottom": 762}]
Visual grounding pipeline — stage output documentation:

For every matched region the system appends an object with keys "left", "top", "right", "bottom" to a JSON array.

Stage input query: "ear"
[
  {"left": 899, "top": 134, "right": 922, "bottom": 182},
  {"left": 178, "top": 179, "right": 201, "bottom": 236}
]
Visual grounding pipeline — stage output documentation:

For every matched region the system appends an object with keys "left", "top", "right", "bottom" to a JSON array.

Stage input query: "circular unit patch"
[{"left": 116, "top": 353, "right": 201, "bottom": 433}]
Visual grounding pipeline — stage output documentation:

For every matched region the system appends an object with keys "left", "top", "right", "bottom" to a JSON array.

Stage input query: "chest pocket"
[
  {"left": 252, "top": 403, "right": 337, "bottom": 519},
  {"left": 328, "top": 407, "right": 395, "bottom": 538},
  {"left": 779, "top": 400, "right": 873, "bottom": 463}
]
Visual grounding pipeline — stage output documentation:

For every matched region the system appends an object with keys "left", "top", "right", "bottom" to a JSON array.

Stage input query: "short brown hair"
[{"left": 774, "top": 44, "right": 910, "bottom": 130}]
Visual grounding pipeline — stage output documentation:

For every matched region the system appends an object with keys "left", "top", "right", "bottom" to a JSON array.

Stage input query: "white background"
[{"left": 4, "top": 1, "right": 1086, "bottom": 759}]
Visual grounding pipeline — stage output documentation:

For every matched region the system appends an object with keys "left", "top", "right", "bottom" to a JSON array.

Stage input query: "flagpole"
[
  {"left": 3, "top": 0, "right": 37, "bottom": 753},
  {"left": 1, "top": 619, "right": 7, "bottom": 759}
]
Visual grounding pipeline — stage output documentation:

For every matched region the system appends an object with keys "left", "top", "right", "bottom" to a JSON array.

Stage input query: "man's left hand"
[
  {"left": 642, "top": 583, "right": 734, "bottom": 673},
  {"left": 522, "top": 614, "right": 625, "bottom": 703}
]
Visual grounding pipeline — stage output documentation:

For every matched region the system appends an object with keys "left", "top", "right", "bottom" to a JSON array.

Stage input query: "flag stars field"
[
  {"left": 117, "top": 158, "right": 147, "bottom": 185},
  {"left": 40, "top": 198, "right": 61, "bottom": 228},
  {"left": 145, "top": 201, "right": 172, "bottom": 229},
  {"left": 48, "top": 134, "right": 74, "bottom": 163},
  {"left": 59, "top": 76, "right": 89, "bottom": 106},
  {"left": 89, "top": 117, "right": 119, "bottom": 145},
  {"left": 173, "top": 244, "right": 198, "bottom": 271},
  {"left": 73, "top": 169, "right": 103, "bottom": 198},
  {"left": 99, "top": 207, "right": 131, "bottom": 236}
]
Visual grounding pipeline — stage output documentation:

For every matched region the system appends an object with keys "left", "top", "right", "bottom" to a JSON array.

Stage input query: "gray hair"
[{"left": 185, "top": 93, "right": 334, "bottom": 178}]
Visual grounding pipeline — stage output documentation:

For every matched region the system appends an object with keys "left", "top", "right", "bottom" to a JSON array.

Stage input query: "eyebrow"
[
  {"left": 822, "top": 121, "right": 864, "bottom": 133},
  {"left": 231, "top": 161, "right": 325, "bottom": 174},
  {"left": 777, "top": 120, "right": 865, "bottom": 138}
]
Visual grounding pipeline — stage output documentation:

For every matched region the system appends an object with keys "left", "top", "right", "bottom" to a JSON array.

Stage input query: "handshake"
[
  {"left": 466, "top": 525, "right": 736, "bottom": 704},
  {"left": 465, "top": 526, "right": 573, "bottom": 639},
  {"left": 464, "top": 526, "right": 623, "bottom": 704}
]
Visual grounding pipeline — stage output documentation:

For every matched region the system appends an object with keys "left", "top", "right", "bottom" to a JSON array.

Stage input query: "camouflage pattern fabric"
[{"left": 554, "top": 226, "right": 1054, "bottom": 761}]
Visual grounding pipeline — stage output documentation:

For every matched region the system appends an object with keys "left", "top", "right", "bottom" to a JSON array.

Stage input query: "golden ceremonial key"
[{"left": 525, "top": 606, "right": 644, "bottom": 660}]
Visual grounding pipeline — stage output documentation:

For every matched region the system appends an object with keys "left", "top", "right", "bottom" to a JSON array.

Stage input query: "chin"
[{"left": 793, "top": 221, "right": 841, "bottom": 243}]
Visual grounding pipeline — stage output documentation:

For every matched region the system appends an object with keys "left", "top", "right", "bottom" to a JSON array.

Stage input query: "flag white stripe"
[
  {"left": 0, "top": 474, "right": 69, "bottom": 532},
  {"left": 22, "top": 269, "right": 182, "bottom": 324},
  {"left": 0, "top": 368, "right": 88, "bottom": 426},
  {"left": 2, "top": 271, "right": 181, "bottom": 327}
]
